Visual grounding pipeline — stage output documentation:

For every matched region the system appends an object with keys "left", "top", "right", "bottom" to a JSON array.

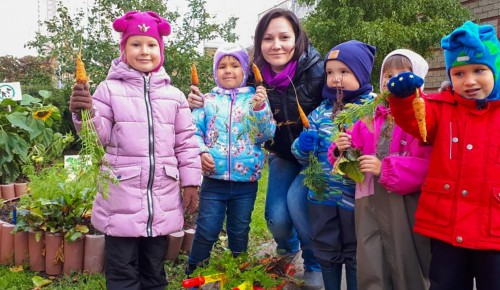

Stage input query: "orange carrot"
[
  {"left": 297, "top": 100, "right": 310, "bottom": 129},
  {"left": 252, "top": 63, "right": 263, "bottom": 85},
  {"left": 412, "top": 89, "right": 427, "bottom": 142},
  {"left": 289, "top": 75, "right": 310, "bottom": 129},
  {"left": 191, "top": 63, "right": 199, "bottom": 86},
  {"left": 76, "top": 50, "right": 88, "bottom": 84}
]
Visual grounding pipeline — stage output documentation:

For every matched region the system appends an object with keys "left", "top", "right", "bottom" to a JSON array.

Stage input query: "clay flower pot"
[
  {"left": 0, "top": 184, "right": 16, "bottom": 200},
  {"left": 14, "top": 231, "right": 29, "bottom": 266},
  {"left": 28, "top": 230, "right": 45, "bottom": 272},
  {"left": 45, "top": 232, "right": 63, "bottom": 276},
  {"left": 83, "top": 234, "right": 105, "bottom": 274},
  {"left": 0, "top": 221, "right": 3, "bottom": 254},
  {"left": 0, "top": 223, "right": 15, "bottom": 265},
  {"left": 63, "top": 236, "right": 84, "bottom": 275},
  {"left": 165, "top": 230, "right": 185, "bottom": 261},
  {"left": 181, "top": 228, "right": 196, "bottom": 255},
  {"left": 14, "top": 182, "right": 28, "bottom": 197}
]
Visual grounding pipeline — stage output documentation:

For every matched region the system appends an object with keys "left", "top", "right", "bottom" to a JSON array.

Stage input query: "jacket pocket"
[
  {"left": 157, "top": 165, "right": 181, "bottom": 212},
  {"left": 103, "top": 165, "right": 142, "bottom": 214},
  {"left": 164, "top": 165, "right": 179, "bottom": 181},
  {"left": 417, "top": 177, "right": 455, "bottom": 226},
  {"left": 489, "top": 187, "right": 500, "bottom": 237}
]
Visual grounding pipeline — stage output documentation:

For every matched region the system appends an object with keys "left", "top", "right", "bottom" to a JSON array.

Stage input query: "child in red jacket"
[{"left": 387, "top": 21, "right": 500, "bottom": 290}]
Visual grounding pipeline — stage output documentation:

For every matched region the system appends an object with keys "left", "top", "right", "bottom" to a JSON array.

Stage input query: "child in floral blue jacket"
[{"left": 188, "top": 43, "right": 276, "bottom": 274}]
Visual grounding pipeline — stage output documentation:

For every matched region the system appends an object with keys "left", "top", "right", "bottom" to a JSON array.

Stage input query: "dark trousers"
[
  {"left": 430, "top": 238, "right": 500, "bottom": 290},
  {"left": 308, "top": 202, "right": 357, "bottom": 290},
  {"left": 105, "top": 235, "right": 168, "bottom": 290}
]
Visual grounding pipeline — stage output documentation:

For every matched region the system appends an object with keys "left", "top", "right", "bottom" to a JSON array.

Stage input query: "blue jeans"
[
  {"left": 265, "top": 154, "right": 320, "bottom": 272},
  {"left": 188, "top": 178, "right": 257, "bottom": 266}
]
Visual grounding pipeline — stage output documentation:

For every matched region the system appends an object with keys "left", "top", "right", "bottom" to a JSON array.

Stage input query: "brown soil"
[{"left": 0, "top": 200, "right": 16, "bottom": 224}]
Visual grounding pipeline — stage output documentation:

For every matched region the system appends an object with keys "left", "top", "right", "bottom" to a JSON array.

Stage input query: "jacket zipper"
[
  {"left": 282, "top": 88, "right": 294, "bottom": 143},
  {"left": 449, "top": 122, "right": 452, "bottom": 160},
  {"left": 228, "top": 91, "right": 235, "bottom": 180},
  {"left": 144, "top": 76, "right": 155, "bottom": 237}
]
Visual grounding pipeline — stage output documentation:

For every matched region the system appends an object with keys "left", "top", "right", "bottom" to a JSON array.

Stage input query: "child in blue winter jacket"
[
  {"left": 187, "top": 44, "right": 276, "bottom": 274},
  {"left": 291, "top": 40, "right": 376, "bottom": 290}
]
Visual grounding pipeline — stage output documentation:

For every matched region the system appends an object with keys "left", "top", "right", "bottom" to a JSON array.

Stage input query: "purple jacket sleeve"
[{"left": 174, "top": 95, "right": 202, "bottom": 187}]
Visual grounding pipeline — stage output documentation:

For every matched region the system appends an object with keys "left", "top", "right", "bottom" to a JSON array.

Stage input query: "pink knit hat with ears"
[{"left": 113, "top": 11, "right": 171, "bottom": 72}]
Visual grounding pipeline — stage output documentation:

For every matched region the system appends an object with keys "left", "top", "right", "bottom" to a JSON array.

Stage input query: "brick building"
[{"left": 426, "top": 0, "right": 500, "bottom": 91}]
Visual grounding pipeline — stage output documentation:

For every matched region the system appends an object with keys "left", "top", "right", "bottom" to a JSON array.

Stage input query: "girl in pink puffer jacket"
[{"left": 69, "top": 10, "right": 201, "bottom": 290}]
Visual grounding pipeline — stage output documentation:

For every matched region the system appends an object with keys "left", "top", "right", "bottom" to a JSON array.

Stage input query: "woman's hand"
[
  {"left": 252, "top": 85, "right": 267, "bottom": 110},
  {"left": 335, "top": 132, "right": 352, "bottom": 152},
  {"left": 358, "top": 155, "right": 381, "bottom": 176},
  {"left": 187, "top": 85, "right": 204, "bottom": 109}
]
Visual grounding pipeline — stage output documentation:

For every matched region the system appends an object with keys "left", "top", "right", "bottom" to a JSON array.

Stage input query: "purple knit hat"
[
  {"left": 324, "top": 40, "right": 376, "bottom": 87},
  {"left": 213, "top": 43, "right": 249, "bottom": 88},
  {"left": 113, "top": 11, "right": 171, "bottom": 72}
]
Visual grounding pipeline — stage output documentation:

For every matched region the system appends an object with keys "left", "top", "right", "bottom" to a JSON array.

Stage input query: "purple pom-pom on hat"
[
  {"left": 113, "top": 10, "right": 171, "bottom": 72},
  {"left": 112, "top": 17, "right": 127, "bottom": 32},
  {"left": 158, "top": 22, "right": 171, "bottom": 36}
]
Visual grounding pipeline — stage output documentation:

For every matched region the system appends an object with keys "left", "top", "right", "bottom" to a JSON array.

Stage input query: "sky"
[{"left": 0, "top": 0, "right": 288, "bottom": 57}]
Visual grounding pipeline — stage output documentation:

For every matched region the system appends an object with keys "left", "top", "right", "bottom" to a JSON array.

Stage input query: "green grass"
[
  {"left": 0, "top": 267, "right": 106, "bottom": 289},
  {"left": 250, "top": 164, "right": 272, "bottom": 243},
  {"left": 0, "top": 167, "right": 272, "bottom": 289}
]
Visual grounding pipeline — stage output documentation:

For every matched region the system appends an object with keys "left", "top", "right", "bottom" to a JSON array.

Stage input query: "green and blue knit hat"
[{"left": 441, "top": 21, "right": 500, "bottom": 100}]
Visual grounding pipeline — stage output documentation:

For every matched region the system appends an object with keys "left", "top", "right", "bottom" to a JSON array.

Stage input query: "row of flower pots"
[
  {"left": 0, "top": 219, "right": 195, "bottom": 276},
  {"left": 0, "top": 221, "right": 105, "bottom": 275},
  {"left": 0, "top": 183, "right": 28, "bottom": 200}
]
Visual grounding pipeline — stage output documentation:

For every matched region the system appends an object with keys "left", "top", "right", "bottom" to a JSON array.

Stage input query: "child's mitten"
[
  {"left": 388, "top": 72, "right": 424, "bottom": 98},
  {"left": 299, "top": 131, "right": 318, "bottom": 153}
]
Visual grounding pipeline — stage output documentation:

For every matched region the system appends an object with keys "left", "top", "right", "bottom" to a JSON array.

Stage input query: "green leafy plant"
[
  {"left": 14, "top": 164, "right": 95, "bottom": 242},
  {"left": 0, "top": 90, "right": 71, "bottom": 184},
  {"left": 13, "top": 166, "right": 68, "bottom": 236},
  {"left": 76, "top": 108, "right": 117, "bottom": 199},
  {"left": 302, "top": 151, "right": 329, "bottom": 199},
  {"left": 332, "top": 147, "right": 364, "bottom": 183},
  {"left": 331, "top": 92, "right": 390, "bottom": 183},
  {"left": 333, "top": 92, "right": 389, "bottom": 132}
]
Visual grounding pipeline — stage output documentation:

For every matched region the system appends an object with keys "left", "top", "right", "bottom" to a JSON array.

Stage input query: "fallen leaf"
[
  {"left": 32, "top": 276, "right": 53, "bottom": 287},
  {"left": 9, "top": 265, "right": 24, "bottom": 272}
]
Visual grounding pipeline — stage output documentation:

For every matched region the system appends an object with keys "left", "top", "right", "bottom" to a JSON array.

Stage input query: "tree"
[
  {"left": 26, "top": 0, "right": 237, "bottom": 94},
  {"left": 0, "top": 55, "right": 54, "bottom": 92},
  {"left": 298, "top": 0, "right": 472, "bottom": 90}
]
